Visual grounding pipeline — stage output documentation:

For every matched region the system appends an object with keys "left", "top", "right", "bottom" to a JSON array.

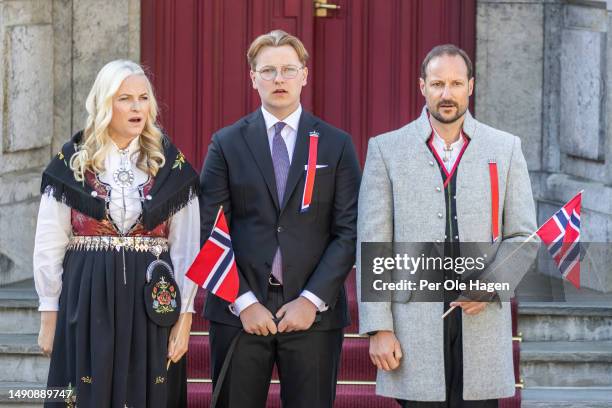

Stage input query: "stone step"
[
  {"left": 0, "top": 335, "right": 48, "bottom": 384},
  {"left": 522, "top": 386, "right": 612, "bottom": 408},
  {"left": 0, "top": 281, "right": 39, "bottom": 335},
  {"left": 0, "top": 383, "right": 44, "bottom": 407},
  {"left": 519, "top": 302, "right": 612, "bottom": 341},
  {"left": 521, "top": 341, "right": 612, "bottom": 387}
]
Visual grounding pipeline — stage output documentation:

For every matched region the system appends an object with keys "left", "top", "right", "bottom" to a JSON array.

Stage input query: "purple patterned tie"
[{"left": 271, "top": 122, "right": 289, "bottom": 284}]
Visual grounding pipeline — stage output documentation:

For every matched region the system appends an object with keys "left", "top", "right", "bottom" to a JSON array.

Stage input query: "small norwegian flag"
[
  {"left": 186, "top": 206, "right": 239, "bottom": 303},
  {"left": 536, "top": 191, "right": 582, "bottom": 289}
]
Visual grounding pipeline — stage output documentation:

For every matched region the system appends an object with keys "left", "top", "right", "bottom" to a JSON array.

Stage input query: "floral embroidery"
[
  {"left": 172, "top": 151, "right": 185, "bottom": 170},
  {"left": 57, "top": 150, "right": 68, "bottom": 166},
  {"left": 154, "top": 376, "right": 166, "bottom": 384},
  {"left": 152, "top": 276, "right": 177, "bottom": 314},
  {"left": 81, "top": 376, "right": 92, "bottom": 384}
]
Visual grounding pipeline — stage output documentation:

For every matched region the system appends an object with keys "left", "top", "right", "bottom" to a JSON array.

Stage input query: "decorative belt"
[{"left": 67, "top": 236, "right": 169, "bottom": 256}]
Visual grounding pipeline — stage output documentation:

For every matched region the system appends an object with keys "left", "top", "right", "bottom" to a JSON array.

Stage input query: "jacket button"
[
  {"left": 436, "top": 239, "right": 441, "bottom": 243},
  {"left": 454, "top": 235, "right": 459, "bottom": 240},
  {"left": 436, "top": 187, "right": 441, "bottom": 192},
  {"left": 437, "top": 213, "right": 443, "bottom": 219},
  {"left": 277, "top": 226, "right": 284, "bottom": 233}
]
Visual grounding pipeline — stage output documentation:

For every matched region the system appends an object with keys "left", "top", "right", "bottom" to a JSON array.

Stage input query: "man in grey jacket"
[{"left": 357, "top": 45, "right": 537, "bottom": 407}]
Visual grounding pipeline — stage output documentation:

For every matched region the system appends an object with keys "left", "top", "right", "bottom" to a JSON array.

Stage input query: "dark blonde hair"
[{"left": 247, "top": 29, "right": 309, "bottom": 70}]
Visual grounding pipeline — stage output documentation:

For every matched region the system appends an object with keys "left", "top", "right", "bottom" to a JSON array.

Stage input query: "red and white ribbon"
[
  {"left": 301, "top": 131, "right": 319, "bottom": 213},
  {"left": 489, "top": 160, "right": 500, "bottom": 243}
]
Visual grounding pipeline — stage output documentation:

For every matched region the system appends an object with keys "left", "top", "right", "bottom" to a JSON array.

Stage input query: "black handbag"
[{"left": 144, "top": 259, "right": 181, "bottom": 327}]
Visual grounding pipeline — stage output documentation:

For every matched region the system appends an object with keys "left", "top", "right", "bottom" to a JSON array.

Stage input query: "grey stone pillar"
[
  {"left": 0, "top": 0, "right": 140, "bottom": 286},
  {"left": 476, "top": 0, "right": 612, "bottom": 294}
]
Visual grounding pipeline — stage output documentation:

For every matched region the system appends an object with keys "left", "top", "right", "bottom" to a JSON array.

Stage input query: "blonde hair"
[
  {"left": 247, "top": 29, "right": 309, "bottom": 70},
  {"left": 70, "top": 59, "right": 166, "bottom": 182}
]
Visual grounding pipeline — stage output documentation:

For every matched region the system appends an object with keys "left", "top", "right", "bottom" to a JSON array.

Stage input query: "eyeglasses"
[{"left": 254, "top": 65, "right": 304, "bottom": 81}]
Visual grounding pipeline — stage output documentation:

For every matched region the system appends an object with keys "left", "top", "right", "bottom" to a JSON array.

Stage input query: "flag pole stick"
[
  {"left": 441, "top": 229, "right": 540, "bottom": 319},
  {"left": 167, "top": 205, "right": 224, "bottom": 369}
]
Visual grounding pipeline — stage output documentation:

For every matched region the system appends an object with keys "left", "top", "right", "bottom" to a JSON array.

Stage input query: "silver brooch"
[{"left": 113, "top": 168, "right": 135, "bottom": 188}]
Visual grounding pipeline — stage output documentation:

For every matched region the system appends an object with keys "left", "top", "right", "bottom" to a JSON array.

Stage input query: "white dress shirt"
[
  {"left": 431, "top": 127, "right": 466, "bottom": 172},
  {"left": 33, "top": 137, "right": 200, "bottom": 313},
  {"left": 231, "top": 105, "right": 328, "bottom": 315}
]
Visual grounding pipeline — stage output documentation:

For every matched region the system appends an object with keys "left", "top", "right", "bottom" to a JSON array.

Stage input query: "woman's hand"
[
  {"left": 167, "top": 313, "right": 193, "bottom": 363},
  {"left": 38, "top": 311, "right": 58, "bottom": 357}
]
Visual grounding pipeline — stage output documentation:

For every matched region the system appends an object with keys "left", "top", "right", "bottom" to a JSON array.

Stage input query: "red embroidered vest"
[{"left": 70, "top": 172, "right": 169, "bottom": 238}]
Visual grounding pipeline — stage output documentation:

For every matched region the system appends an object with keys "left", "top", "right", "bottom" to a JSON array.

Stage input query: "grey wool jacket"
[{"left": 357, "top": 107, "right": 537, "bottom": 401}]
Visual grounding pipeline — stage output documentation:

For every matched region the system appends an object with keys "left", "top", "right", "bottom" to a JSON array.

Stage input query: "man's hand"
[
  {"left": 450, "top": 301, "right": 488, "bottom": 315},
  {"left": 38, "top": 311, "right": 57, "bottom": 357},
  {"left": 276, "top": 297, "right": 317, "bottom": 333},
  {"left": 369, "top": 330, "right": 403, "bottom": 371},
  {"left": 168, "top": 313, "right": 193, "bottom": 363},
  {"left": 240, "top": 302, "right": 277, "bottom": 336}
]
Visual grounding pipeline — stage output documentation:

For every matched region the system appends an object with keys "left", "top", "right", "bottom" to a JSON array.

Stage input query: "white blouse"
[{"left": 33, "top": 137, "right": 199, "bottom": 313}]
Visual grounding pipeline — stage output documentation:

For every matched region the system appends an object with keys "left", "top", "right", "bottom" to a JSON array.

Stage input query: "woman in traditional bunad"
[{"left": 33, "top": 59, "right": 199, "bottom": 407}]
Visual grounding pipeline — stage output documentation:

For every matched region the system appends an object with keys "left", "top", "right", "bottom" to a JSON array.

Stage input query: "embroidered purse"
[{"left": 144, "top": 259, "right": 181, "bottom": 327}]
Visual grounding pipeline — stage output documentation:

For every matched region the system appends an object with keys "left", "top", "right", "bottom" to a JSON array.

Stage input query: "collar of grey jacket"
[{"left": 415, "top": 106, "right": 478, "bottom": 142}]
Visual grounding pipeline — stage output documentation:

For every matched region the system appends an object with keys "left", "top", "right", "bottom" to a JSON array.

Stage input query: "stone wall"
[
  {"left": 476, "top": 0, "right": 612, "bottom": 294},
  {"left": 0, "top": 0, "right": 139, "bottom": 285}
]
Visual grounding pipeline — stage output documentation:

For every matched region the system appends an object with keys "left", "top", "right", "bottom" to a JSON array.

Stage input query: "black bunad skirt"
[{"left": 45, "top": 246, "right": 187, "bottom": 408}]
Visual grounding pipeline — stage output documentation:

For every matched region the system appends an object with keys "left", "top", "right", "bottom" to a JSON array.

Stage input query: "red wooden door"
[{"left": 141, "top": 0, "right": 475, "bottom": 168}]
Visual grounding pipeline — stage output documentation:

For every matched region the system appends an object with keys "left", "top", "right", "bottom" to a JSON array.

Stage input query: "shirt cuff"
[
  {"left": 38, "top": 297, "right": 59, "bottom": 312},
  {"left": 300, "top": 290, "right": 328, "bottom": 312},
  {"left": 180, "top": 300, "right": 196, "bottom": 314},
  {"left": 229, "top": 291, "right": 259, "bottom": 316}
]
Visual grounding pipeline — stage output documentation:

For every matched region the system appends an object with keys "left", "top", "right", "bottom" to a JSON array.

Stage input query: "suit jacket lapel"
[
  {"left": 242, "top": 110, "right": 280, "bottom": 210},
  {"left": 281, "top": 111, "right": 318, "bottom": 210}
]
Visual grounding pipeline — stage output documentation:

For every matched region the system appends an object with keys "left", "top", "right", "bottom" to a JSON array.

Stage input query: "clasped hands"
[{"left": 239, "top": 297, "right": 317, "bottom": 335}]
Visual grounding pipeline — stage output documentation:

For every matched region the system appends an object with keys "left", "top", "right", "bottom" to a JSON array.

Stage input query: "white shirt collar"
[
  {"left": 110, "top": 135, "right": 140, "bottom": 155},
  {"left": 261, "top": 104, "right": 302, "bottom": 133},
  {"left": 432, "top": 127, "right": 464, "bottom": 151}
]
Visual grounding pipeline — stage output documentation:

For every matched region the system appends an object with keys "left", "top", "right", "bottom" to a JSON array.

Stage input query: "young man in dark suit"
[{"left": 199, "top": 30, "right": 361, "bottom": 408}]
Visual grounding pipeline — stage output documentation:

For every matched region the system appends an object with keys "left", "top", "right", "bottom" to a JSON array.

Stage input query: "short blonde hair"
[
  {"left": 70, "top": 60, "right": 165, "bottom": 181},
  {"left": 247, "top": 29, "right": 309, "bottom": 70}
]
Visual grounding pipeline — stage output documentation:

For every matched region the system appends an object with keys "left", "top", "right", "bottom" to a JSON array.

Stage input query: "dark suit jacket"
[{"left": 199, "top": 109, "right": 361, "bottom": 331}]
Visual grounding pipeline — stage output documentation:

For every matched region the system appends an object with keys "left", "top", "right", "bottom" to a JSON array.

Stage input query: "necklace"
[{"left": 113, "top": 148, "right": 135, "bottom": 188}]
